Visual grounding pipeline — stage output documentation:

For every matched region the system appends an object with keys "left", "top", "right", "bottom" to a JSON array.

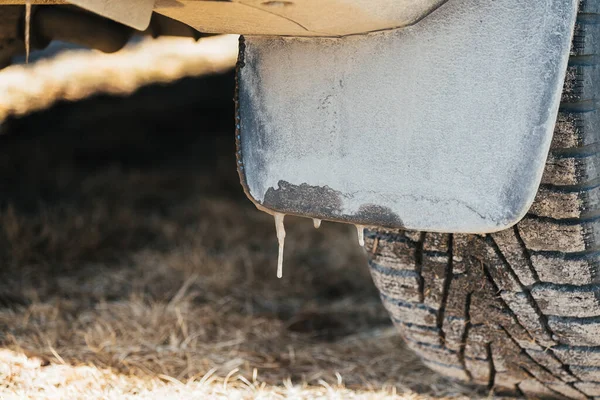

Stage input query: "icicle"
[
  {"left": 274, "top": 213, "right": 286, "bottom": 279},
  {"left": 313, "top": 218, "right": 322, "bottom": 229},
  {"left": 25, "top": 0, "right": 31, "bottom": 64},
  {"left": 356, "top": 225, "right": 365, "bottom": 247}
]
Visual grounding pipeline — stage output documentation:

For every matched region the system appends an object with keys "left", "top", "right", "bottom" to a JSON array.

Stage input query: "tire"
[{"left": 365, "top": 2, "right": 600, "bottom": 399}]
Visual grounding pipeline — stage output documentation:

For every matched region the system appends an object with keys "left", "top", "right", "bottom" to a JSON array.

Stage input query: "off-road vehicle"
[{"left": 1, "top": 1, "right": 596, "bottom": 398}]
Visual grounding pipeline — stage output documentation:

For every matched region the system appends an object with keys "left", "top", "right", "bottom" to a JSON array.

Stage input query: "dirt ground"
[{"left": 0, "top": 38, "right": 485, "bottom": 399}]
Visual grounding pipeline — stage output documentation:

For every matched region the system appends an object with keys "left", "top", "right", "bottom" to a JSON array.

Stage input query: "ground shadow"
[{"left": 0, "top": 73, "right": 478, "bottom": 398}]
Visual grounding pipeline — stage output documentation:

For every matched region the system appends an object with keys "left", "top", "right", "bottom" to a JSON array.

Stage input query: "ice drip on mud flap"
[
  {"left": 271, "top": 213, "right": 367, "bottom": 278},
  {"left": 274, "top": 213, "right": 286, "bottom": 279}
]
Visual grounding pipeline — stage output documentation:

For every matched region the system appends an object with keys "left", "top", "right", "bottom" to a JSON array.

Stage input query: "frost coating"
[
  {"left": 274, "top": 213, "right": 286, "bottom": 279},
  {"left": 238, "top": 0, "right": 578, "bottom": 233}
]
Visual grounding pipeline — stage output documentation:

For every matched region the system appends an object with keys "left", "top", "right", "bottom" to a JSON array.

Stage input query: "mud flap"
[{"left": 236, "top": 0, "right": 578, "bottom": 233}]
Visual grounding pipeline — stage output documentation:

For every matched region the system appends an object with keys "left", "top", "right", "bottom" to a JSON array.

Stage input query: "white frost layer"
[
  {"left": 356, "top": 225, "right": 365, "bottom": 247},
  {"left": 240, "top": 0, "right": 577, "bottom": 233}
]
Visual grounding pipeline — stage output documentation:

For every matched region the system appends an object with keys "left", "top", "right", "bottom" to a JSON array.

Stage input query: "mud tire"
[{"left": 366, "top": 2, "right": 600, "bottom": 398}]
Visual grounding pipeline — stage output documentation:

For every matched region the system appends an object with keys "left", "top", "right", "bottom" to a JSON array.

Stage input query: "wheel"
[{"left": 365, "top": 2, "right": 600, "bottom": 399}]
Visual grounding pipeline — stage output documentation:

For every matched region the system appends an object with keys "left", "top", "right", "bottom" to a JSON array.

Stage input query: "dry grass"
[
  {"left": 0, "top": 34, "right": 239, "bottom": 120},
  {"left": 0, "top": 38, "right": 485, "bottom": 399}
]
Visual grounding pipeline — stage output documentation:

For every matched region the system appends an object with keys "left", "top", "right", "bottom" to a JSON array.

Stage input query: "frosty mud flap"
[{"left": 236, "top": 0, "right": 578, "bottom": 234}]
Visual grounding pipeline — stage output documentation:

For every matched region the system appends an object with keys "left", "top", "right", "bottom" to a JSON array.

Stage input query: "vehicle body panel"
[
  {"left": 0, "top": 0, "right": 447, "bottom": 36},
  {"left": 70, "top": 0, "right": 155, "bottom": 30},
  {"left": 236, "top": 0, "right": 578, "bottom": 233}
]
